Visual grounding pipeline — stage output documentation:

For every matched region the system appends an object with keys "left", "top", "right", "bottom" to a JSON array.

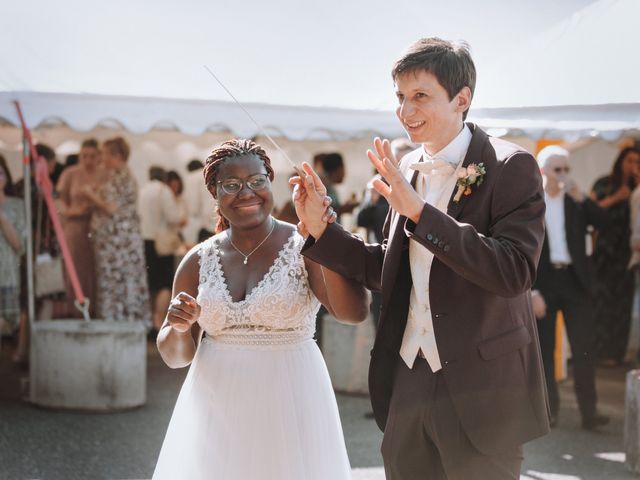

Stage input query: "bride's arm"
[
  {"left": 156, "top": 248, "right": 202, "bottom": 368},
  {"left": 305, "top": 258, "right": 369, "bottom": 324}
]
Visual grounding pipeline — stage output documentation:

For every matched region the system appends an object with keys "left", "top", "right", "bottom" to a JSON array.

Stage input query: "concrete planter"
[{"left": 29, "top": 320, "right": 147, "bottom": 411}]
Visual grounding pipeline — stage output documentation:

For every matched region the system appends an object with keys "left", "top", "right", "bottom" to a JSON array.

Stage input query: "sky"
[{"left": 0, "top": 0, "right": 600, "bottom": 110}]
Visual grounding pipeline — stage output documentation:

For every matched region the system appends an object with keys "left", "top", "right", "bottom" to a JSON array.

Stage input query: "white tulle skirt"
[{"left": 152, "top": 336, "right": 351, "bottom": 480}]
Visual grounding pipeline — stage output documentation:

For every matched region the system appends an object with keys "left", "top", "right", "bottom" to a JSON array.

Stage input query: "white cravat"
[
  {"left": 410, "top": 158, "right": 455, "bottom": 177},
  {"left": 399, "top": 125, "right": 473, "bottom": 373}
]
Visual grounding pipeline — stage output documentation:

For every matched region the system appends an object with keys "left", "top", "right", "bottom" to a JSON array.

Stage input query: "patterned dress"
[
  {"left": 591, "top": 175, "right": 635, "bottom": 362},
  {"left": 0, "top": 197, "right": 26, "bottom": 327},
  {"left": 91, "top": 167, "right": 150, "bottom": 325}
]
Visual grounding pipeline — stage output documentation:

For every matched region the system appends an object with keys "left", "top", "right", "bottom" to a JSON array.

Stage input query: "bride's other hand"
[{"left": 167, "top": 291, "right": 201, "bottom": 333}]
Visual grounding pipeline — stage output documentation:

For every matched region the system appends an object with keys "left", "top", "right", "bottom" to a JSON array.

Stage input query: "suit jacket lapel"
[{"left": 447, "top": 123, "right": 487, "bottom": 220}]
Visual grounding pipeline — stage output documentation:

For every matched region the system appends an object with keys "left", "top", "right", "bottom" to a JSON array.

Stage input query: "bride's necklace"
[{"left": 227, "top": 219, "right": 277, "bottom": 265}]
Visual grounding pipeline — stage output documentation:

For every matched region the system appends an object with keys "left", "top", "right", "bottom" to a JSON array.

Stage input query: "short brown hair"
[
  {"left": 103, "top": 137, "right": 130, "bottom": 162},
  {"left": 392, "top": 37, "right": 476, "bottom": 120},
  {"left": 81, "top": 138, "right": 99, "bottom": 150}
]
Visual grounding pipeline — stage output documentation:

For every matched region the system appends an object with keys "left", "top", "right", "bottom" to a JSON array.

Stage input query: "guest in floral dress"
[
  {"left": 86, "top": 137, "right": 150, "bottom": 325},
  {"left": 0, "top": 155, "right": 26, "bottom": 333}
]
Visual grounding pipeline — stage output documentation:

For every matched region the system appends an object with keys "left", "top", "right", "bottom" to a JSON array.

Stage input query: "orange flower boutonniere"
[{"left": 454, "top": 163, "right": 486, "bottom": 202}]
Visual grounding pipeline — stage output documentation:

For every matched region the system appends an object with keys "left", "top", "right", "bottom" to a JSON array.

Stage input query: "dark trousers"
[
  {"left": 536, "top": 266, "right": 597, "bottom": 421},
  {"left": 382, "top": 358, "right": 523, "bottom": 480}
]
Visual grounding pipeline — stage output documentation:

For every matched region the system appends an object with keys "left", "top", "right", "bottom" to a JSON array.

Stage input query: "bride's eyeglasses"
[{"left": 217, "top": 173, "right": 270, "bottom": 195}]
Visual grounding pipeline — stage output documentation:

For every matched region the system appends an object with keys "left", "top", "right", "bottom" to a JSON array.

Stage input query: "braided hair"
[{"left": 203, "top": 139, "right": 275, "bottom": 233}]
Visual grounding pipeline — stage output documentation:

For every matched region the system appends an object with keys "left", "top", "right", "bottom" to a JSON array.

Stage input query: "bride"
[{"left": 152, "top": 139, "right": 368, "bottom": 480}]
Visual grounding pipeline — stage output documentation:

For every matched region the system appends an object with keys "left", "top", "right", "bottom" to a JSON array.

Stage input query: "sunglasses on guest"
[{"left": 553, "top": 166, "right": 570, "bottom": 174}]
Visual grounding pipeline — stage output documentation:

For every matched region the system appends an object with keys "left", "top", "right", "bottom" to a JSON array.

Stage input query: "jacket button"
[
  {"left": 438, "top": 240, "right": 445, "bottom": 249},
  {"left": 427, "top": 233, "right": 433, "bottom": 241},
  {"left": 432, "top": 236, "right": 439, "bottom": 245},
  {"left": 443, "top": 245, "right": 450, "bottom": 252}
]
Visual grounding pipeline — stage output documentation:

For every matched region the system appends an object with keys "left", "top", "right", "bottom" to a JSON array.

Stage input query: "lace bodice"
[{"left": 197, "top": 231, "right": 320, "bottom": 345}]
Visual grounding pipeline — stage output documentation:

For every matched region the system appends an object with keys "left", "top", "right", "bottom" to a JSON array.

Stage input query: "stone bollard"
[
  {"left": 29, "top": 320, "right": 147, "bottom": 411},
  {"left": 625, "top": 369, "right": 640, "bottom": 473}
]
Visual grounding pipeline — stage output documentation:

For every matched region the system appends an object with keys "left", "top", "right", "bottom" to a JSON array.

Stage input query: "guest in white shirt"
[
  {"left": 532, "top": 146, "right": 609, "bottom": 430},
  {"left": 182, "top": 160, "right": 217, "bottom": 246},
  {"left": 139, "top": 166, "right": 185, "bottom": 333}
]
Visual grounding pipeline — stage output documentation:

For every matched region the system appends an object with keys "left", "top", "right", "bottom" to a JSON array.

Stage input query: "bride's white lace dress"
[{"left": 152, "top": 231, "right": 351, "bottom": 479}]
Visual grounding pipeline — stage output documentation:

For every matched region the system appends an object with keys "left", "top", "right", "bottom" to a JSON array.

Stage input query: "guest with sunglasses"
[
  {"left": 532, "top": 146, "right": 609, "bottom": 430},
  {"left": 590, "top": 146, "right": 640, "bottom": 365}
]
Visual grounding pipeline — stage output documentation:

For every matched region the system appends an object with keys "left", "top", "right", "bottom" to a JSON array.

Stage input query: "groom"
[{"left": 294, "top": 37, "right": 549, "bottom": 479}]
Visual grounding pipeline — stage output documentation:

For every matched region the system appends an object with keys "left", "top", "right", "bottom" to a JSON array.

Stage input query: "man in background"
[
  {"left": 532, "top": 145, "right": 609, "bottom": 430},
  {"left": 182, "top": 159, "right": 217, "bottom": 245}
]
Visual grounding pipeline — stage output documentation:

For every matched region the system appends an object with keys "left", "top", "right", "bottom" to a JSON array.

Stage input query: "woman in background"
[
  {"left": 0, "top": 155, "right": 26, "bottom": 343},
  {"left": 56, "top": 138, "right": 102, "bottom": 316},
  {"left": 86, "top": 137, "right": 150, "bottom": 325},
  {"left": 590, "top": 146, "right": 640, "bottom": 364}
]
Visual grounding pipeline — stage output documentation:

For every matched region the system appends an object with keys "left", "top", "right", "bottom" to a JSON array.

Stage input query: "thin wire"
[{"left": 203, "top": 65, "right": 302, "bottom": 175}]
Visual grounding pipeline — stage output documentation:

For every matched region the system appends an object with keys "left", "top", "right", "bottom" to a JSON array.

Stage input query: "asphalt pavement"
[{"left": 0, "top": 339, "right": 637, "bottom": 480}]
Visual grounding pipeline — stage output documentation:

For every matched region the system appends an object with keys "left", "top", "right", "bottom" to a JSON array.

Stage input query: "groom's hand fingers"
[
  {"left": 367, "top": 149, "right": 388, "bottom": 177},
  {"left": 374, "top": 137, "right": 388, "bottom": 164},
  {"left": 381, "top": 138, "right": 398, "bottom": 167},
  {"left": 372, "top": 177, "right": 392, "bottom": 199}
]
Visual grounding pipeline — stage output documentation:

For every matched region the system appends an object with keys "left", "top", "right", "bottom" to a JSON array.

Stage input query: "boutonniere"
[{"left": 453, "top": 163, "right": 486, "bottom": 202}]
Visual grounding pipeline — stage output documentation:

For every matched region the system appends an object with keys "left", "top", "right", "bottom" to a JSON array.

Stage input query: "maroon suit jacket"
[{"left": 303, "top": 124, "right": 550, "bottom": 455}]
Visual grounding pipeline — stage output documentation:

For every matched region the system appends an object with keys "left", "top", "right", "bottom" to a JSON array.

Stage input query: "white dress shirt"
[
  {"left": 138, "top": 180, "right": 184, "bottom": 241},
  {"left": 544, "top": 191, "right": 572, "bottom": 264},
  {"left": 399, "top": 125, "right": 473, "bottom": 372}
]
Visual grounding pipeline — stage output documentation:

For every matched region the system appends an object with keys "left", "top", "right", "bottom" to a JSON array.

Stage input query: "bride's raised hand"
[
  {"left": 167, "top": 291, "right": 201, "bottom": 333},
  {"left": 290, "top": 163, "right": 335, "bottom": 238}
]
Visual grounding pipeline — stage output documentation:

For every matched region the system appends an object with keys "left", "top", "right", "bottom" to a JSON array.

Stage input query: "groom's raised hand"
[
  {"left": 290, "top": 162, "right": 335, "bottom": 239},
  {"left": 367, "top": 137, "right": 424, "bottom": 223}
]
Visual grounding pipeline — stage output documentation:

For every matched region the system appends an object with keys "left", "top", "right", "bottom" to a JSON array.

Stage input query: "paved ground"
[{"left": 0, "top": 338, "right": 638, "bottom": 480}]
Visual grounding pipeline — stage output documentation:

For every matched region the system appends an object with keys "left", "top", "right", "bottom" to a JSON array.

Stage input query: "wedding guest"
[
  {"left": 153, "top": 139, "right": 367, "bottom": 479},
  {"left": 532, "top": 146, "right": 609, "bottom": 430},
  {"left": 275, "top": 173, "right": 300, "bottom": 225},
  {"left": 0, "top": 156, "right": 26, "bottom": 344},
  {"left": 56, "top": 138, "right": 103, "bottom": 316},
  {"left": 166, "top": 170, "right": 189, "bottom": 253},
  {"left": 14, "top": 143, "right": 64, "bottom": 364},
  {"left": 319, "top": 153, "right": 359, "bottom": 222},
  {"left": 182, "top": 159, "right": 216, "bottom": 245},
  {"left": 293, "top": 37, "right": 549, "bottom": 479},
  {"left": 626, "top": 147, "right": 640, "bottom": 363},
  {"left": 87, "top": 137, "right": 150, "bottom": 324},
  {"left": 590, "top": 146, "right": 640, "bottom": 364},
  {"left": 139, "top": 166, "right": 184, "bottom": 333}
]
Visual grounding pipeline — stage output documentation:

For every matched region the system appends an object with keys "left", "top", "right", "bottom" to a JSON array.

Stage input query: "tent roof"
[{"left": 0, "top": 91, "right": 403, "bottom": 141}]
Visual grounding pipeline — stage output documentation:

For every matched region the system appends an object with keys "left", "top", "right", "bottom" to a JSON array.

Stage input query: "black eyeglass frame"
[{"left": 216, "top": 173, "right": 270, "bottom": 195}]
